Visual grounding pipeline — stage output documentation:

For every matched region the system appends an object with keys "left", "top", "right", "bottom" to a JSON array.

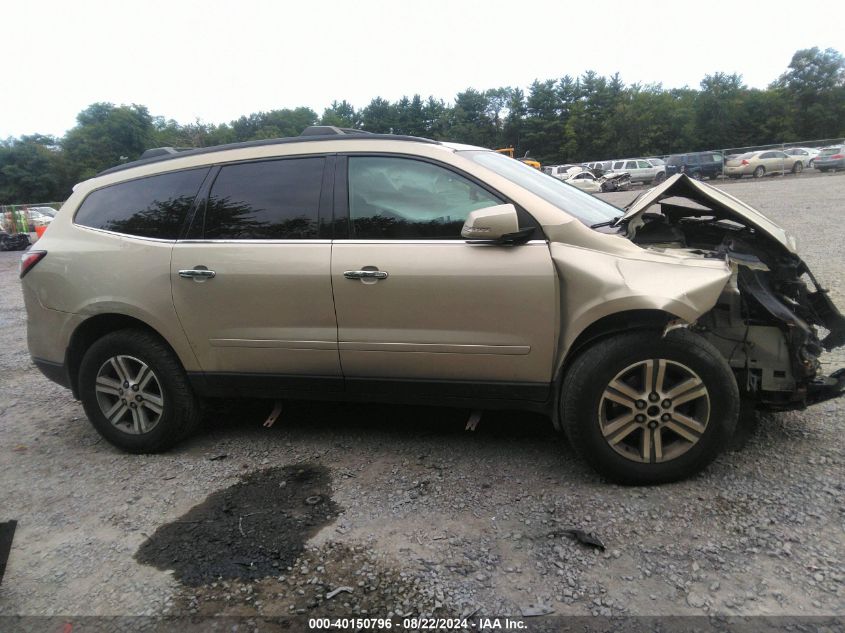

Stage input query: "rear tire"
[
  {"left": 78, "top": 329, "right": 202, "bottom": 453},
  {"left": 561, "top": 329, "right": 738, "bottom": 485},
  {"left": 753, "top": 166, "right": 765, "bottom": 178}
]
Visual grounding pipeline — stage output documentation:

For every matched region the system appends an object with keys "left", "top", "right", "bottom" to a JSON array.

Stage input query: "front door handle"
[
  {"left": 344, "top": 270, "right": 388, "bottom": 280},
  {"left": 179, "top": 267, "right": 216, "bottom": 279}
]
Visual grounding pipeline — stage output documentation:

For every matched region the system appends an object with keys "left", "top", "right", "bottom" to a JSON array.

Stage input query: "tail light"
[
  {"left": 741, "top": 160, "right": 750, "bottom": 165},
  {"left": 20, "top": 250, "right": 47, "bottom": 278},
  {"left": 831, "top": 154, "right": 844, "bottom": 160}
]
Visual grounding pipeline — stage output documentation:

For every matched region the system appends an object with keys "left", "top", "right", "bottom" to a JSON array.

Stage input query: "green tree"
[
  {"left": 0, "top": 135, "right": 68, "bottom": 203},
  {"left": 320, "top": 100, "right": 359, "bottom": 128},
  {"left": 361, "top": 97, "right": 396, "bottom": 133},
  {"left": 695, "top": 73, "right": 746, "bottom": 150},
  {"left": 449, "top": 89, "right": 495, "bottom": 146},
  {"left": 774, "top": 47, "right": 845, "bottom": 138},
  {"left": 523, "top": 80, "right": 561, "bottom": 162},
  {"left": 62, "top": 103, "right": 154, "bottom": 180}
]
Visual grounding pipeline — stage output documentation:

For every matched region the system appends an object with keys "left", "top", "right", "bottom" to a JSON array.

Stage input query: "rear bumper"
[
  {"left": 815, "top": 159, "right": 844, "bottom": 169},
  {"left": 32, "top": 357, "right": 71, "bottom": 389}
]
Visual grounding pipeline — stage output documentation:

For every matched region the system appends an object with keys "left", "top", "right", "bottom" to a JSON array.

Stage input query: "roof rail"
[
  {"left": 96, "top": 129, "right": 439, "bottom": 177},
  {"left": 139, "top": 147, "right": 191, "bottom": 159},
  {"left": 299, "top": 125, "right": 373, "bottom": 137}
]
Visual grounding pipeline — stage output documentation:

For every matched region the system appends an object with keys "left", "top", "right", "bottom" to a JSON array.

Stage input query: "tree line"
[{"left": 2, "top": 47, "right": 843, "bottom": 204}]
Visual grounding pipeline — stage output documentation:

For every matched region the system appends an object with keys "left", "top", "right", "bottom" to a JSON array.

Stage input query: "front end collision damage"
[
  {"left": 548, "top": 242, "right": 732, "bottom": 354},
  {"left": 616, "top": 174, "right": 845, "bottom": 409}
]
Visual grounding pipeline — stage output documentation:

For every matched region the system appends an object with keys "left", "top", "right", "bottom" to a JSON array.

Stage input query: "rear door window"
[
  {"left": 75, "top": 168, "right": 210, "bottom": 239},
  {"left": 202, "top": 157, "right": 324, "bottom": 239}
]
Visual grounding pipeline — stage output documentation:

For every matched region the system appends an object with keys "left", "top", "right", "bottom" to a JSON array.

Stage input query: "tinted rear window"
[
  {"left": 820, "top": 147, "right": 843, "bottom": 156},
  {"left": 667, "top": 155, "right": 685, "bottom": 166},
  {"left": 202, "top": 157, "right": 324, "bottom": 240},
  {"left": 75, "top": 168, "right": 209, "bottom": 239}
]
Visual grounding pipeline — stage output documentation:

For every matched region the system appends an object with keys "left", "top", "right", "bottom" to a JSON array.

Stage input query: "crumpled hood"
[{"left": 619, "top": 174, "right": 797, "bottom": 253}]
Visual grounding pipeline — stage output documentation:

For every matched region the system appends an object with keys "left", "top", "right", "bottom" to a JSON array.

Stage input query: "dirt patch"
[
  {"left": 177, "top": 541, "right": 443, "bottom": 618},
  {"left": 135, "top": 465, "right": 339, "bottom": 586}
]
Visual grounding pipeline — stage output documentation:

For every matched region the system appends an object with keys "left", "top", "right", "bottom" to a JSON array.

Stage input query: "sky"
[{"left": 2, "top": 0, "right": 844, "bottom": 139}]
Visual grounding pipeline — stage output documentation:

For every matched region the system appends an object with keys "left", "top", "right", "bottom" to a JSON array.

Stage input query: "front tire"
[
  {"left": 792, "top": 161, "right": 803, "bottom": 174},
  {"left": 561, "top": 330, "right": 738, "bottom": 484},
  {"left": 78, "top": 329, "right": 202, "bottom": 453}
]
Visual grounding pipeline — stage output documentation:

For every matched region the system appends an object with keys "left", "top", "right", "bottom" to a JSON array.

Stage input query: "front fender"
[{"left": 550, "top": 242, "right": 732, "bottom": 369}]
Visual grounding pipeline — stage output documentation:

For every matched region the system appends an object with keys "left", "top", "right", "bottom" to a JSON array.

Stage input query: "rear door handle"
[
  {"left": 344, "top": 270, "right": 388, "bottom": 280},
  {"left": 179, "top": 267, "right": 216, "bottom": 279}
]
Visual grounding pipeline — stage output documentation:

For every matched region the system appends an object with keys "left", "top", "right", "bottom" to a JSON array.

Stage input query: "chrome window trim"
[
  {"left": 175, "top": 239, "right": 332, "bottom": 245},
  {"left": 72, "top": 224, "right": 177, "bottom": 243},
  {"left": 333, "top": 239, "right": 548, "bottom": 245}
]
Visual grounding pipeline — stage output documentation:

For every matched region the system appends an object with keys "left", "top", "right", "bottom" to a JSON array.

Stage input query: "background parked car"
[
  {"left": 609, "top": 159, "right": 665, "bottom": 184},
  {"left": 724, "top": 150, "right": 803, "bottom": 179},
  {"left": 562, "top": 170, "right": 602, "bottom": 193},
  {"left": 584, "top": 161, "right": 612, "bottom": 177},
  {"left": 813, "top": 145, "right": 845, "bottom": 172},
  {"left": 784, "top": 147, "right": 820, "bottom": 169},
  {"left": 543, "top": 164, "right": 583, "bottom": 179},
  {"left": 665, "top": 152, "right": 724, "bottom": 180},
  {"left": 27, "top": 209, "right": 54, "bottom": 225}
]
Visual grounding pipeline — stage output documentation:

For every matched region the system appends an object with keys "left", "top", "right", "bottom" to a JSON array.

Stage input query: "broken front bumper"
[{"left": 806, "top": 368, "right": 845, "bottom": 405}]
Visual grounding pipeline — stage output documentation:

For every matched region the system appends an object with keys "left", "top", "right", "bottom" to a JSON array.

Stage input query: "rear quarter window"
[{"left": 75, "top": 168, "right": 210, "bottom": 239}]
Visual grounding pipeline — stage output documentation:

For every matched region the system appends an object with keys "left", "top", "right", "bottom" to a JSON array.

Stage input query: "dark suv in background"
[{"left": 665, "top": 152, "right": 724, "bottom": 180}]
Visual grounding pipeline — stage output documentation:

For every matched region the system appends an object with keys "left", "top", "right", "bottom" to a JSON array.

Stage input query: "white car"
[
  {"left": 27, "top": 210, "right": 54, "bottom": 227},
  {"left": 563, "top": 171, "right": 602, "bottom": 193},
  {"left": 783, "top": 147, "right": 820, "bottom": 169},
  {"left": 544, "top": 164, "right": 583, "bottom": 180}
]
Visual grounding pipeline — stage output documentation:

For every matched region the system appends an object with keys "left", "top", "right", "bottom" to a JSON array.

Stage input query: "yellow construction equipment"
[{"left": 495, "top": 147, "right": 541, "bottom": 170}]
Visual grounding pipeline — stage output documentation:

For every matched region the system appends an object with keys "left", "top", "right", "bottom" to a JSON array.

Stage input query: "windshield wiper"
[{"left": 590, "top": 215, "right": 625, "bottom": 229}]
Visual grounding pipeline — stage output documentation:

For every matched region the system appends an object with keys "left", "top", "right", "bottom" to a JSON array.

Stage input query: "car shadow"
[{"left": 197, "top": 397, "right": 558, "bottom": 443}]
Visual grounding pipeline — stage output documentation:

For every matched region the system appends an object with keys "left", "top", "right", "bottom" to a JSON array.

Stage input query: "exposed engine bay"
[{"left": 622, "top": 176, "right": 845, "bottom": 410}]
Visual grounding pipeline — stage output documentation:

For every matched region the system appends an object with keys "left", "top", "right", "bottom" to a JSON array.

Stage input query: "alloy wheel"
[
  {"left": 95, "top": 355, "right": 164, "bottom": 434},
  {"left": 598, "top": 359, "right": 710, "bottom": 463}
]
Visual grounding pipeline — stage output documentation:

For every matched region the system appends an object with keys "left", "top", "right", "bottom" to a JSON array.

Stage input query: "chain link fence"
[
  {"left": 719, "top": 137, "right": 845, "bottom": 158},
  {"left": 1, "top": 202, "right": 63, "bottom": 234}
]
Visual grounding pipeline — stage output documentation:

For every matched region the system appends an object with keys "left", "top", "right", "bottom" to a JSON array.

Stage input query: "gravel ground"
[{"left": 0, "top": 173, "right": 843, "bottom": 623}]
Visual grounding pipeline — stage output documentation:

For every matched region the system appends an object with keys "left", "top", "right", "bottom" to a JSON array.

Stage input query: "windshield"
[{"left": 462, "top": 150, "right": 621, "bottom": 227}]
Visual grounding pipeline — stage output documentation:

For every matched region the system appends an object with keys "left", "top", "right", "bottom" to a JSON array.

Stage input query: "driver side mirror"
[{"left": 461, "top": 204, "right": 532, "bottom": 245}]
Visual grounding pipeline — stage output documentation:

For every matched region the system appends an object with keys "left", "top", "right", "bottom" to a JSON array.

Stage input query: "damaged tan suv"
[{"left": 22, "top": 127, "right": 845, "bottom": 484}]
